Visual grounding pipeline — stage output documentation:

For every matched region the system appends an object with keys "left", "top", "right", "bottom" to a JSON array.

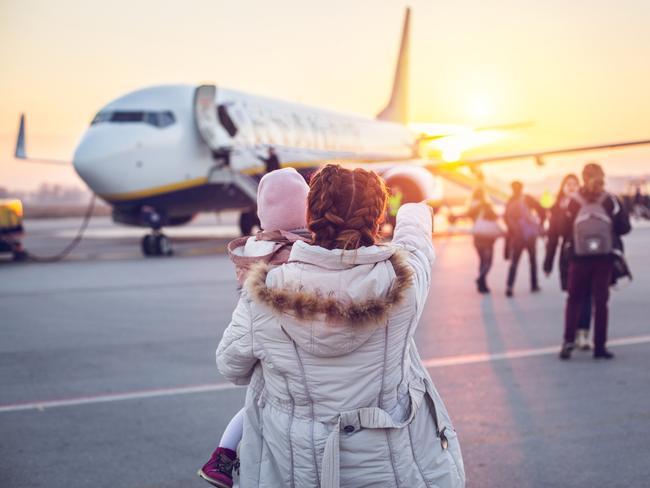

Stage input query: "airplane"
[{"left": 14, "top": 7, "right": 650, "bottom": 257}]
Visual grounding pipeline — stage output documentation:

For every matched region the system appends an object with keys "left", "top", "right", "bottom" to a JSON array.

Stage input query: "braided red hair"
[{"left": 307, "top": 164, "right": 388, "bottom": 250}]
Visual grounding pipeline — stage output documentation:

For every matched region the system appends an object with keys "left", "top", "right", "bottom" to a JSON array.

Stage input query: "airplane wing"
[
  {"left": 417, "top": 121, "right": 534, "bottom": 142},
  {"left": 413, "top": 137, "right": 650, "bottom": 204},
  {"left": 428, "top": 138, "right": 650, "bottom": 170},
  {"left": 14, "top": 114, "right": 70, "bottom": 165}
]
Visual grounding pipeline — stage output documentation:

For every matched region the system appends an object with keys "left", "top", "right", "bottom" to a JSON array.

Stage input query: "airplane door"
[{"left": 194, "top": 85, "right": 223, "bottom": 152}]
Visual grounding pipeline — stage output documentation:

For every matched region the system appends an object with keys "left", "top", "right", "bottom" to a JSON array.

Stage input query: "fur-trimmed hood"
[
  {"left": 244, "top": 241, "right": 413, "bottom": 357},
  {"left": 246, "top": 248, "right": 412, "bottom": 323}
]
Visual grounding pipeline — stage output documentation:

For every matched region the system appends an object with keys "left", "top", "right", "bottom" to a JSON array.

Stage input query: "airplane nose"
[{"left": 73, "top": 128, "right": 140, "bottom": 195}]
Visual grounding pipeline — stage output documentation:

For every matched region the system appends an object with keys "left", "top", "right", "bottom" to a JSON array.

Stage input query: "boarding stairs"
[
  {"left": 194, "top": 84, "right": 260, "bottom": 203},
  {"left": 207, "top": 165, "right": 259, "bottom": 202}
]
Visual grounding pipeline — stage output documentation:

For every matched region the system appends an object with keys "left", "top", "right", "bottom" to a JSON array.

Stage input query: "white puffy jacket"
[{"left": 216, "top": 203, "right": 465, "bottom": 488}]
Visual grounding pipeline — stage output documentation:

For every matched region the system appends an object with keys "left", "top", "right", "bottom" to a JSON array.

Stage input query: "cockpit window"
[
  {"left": 156, "top": 111, "right": 175, "bottom": 128},
  {"left": 111, "top": 111, "right": 145, "bottom": 123},
  {"left": 91, "top": 112, "right": 112, "bottom": 124},
  {"left": 91, "top": 111, "right": 176, "bottom": 128}
]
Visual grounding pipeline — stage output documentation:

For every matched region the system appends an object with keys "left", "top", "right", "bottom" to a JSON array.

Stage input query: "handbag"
[
  {"left": 473, "top": 215, "right": 504, "bottom": 238},
  {"left": 611, "top": 249, "right": 633, "bottom": 289}
]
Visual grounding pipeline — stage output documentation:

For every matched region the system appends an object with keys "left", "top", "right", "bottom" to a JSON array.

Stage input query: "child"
[{"left": 198, "top": 167, "right": 311, "bottom": 488}]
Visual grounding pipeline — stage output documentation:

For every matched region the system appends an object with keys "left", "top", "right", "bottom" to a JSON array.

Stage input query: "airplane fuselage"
[{"left": 72, "top": 84, "right": 436, "bottom": 227}]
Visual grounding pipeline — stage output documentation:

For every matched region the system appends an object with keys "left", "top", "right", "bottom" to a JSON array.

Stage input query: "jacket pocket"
[
  {"left": 409, "top": 403, "right": 464, "bottom": 488},
  {"left": 440, "top": 427, "right": 465, "bottom": 487}
]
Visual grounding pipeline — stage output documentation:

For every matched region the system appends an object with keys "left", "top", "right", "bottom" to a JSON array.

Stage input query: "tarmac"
[{"left": 1, "top": 215, "right": 649, "bottom": 488}]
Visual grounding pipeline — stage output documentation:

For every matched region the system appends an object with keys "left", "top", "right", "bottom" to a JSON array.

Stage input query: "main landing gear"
[
  {"left": 239, "top": 209, "right": 260, "bottom": 236},
  {"left": 141, "top": 231, "right": 173, "bottom": 257}
]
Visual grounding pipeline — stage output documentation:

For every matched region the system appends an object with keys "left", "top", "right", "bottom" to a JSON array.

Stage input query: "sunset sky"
[{"left": 1, "top": 0, "right": 649, "bottom": 192}]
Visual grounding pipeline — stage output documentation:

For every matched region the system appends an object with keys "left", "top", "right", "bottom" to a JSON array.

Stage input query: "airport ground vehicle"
[{"left": 0, "top": 199, "right": 27, "bottom": 261}]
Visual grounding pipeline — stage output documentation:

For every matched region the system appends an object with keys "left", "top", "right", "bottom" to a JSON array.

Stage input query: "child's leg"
[
  {"left": 199, "top": 408, "right": 244, "bottom": 486},
  {"left": 219, "top": 407, "right": 245, "bottom": 451}
]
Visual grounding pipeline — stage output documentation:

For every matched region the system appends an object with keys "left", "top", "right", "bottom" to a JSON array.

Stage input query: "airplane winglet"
[{"left": 15, "top": 113, "right": 26, "bottom": 159}]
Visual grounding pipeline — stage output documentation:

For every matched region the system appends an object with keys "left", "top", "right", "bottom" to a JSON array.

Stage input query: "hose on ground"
[{"left": 26, "top": 194, "right": 97, "bottom": 263}]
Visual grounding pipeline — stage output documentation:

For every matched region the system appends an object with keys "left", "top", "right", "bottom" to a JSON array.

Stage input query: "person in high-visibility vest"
[
  {"left": 540, "top": 189, "right": 554, "bottom": 210},
  {"left": 388, "top": 189, "right": 403, "bottom": 219}
]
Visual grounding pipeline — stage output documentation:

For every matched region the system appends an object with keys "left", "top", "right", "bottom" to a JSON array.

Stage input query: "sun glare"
[
  {"left": 441, "top": 145, "right": 462, "bottom": 163},
  {"left": 427, "top": 129, "right": 504, "bottom": 163},
  {"left": 466, "top": 93, "right": 494, "bottom": 122}
]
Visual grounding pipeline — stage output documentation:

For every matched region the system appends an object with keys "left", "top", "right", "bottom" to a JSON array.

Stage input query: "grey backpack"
[{"left": 573, "top": 193, "right": 613, "bottom": 256}]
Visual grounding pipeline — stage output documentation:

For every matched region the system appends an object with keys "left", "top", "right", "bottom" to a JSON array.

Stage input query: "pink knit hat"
[{"left": 256, "top": 168, "right": 309, "bottom": 231}]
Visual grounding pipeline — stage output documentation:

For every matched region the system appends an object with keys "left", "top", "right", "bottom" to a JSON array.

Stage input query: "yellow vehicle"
[{"left": 0, "top": 199, "right": 27, "bottom": 261}]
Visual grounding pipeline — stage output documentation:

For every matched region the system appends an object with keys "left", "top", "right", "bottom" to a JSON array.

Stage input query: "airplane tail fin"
[
  {"left": 377, "top": 7, "right": 410, "bottom": 124},
  {"left": 15, "top": 114, "right": 26, "bottom": 159},
  {"left": 13, "top": 113, "right": 69, "bottom": 165}
]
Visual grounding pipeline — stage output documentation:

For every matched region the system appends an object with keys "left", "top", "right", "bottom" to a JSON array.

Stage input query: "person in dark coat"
[
  {"left": 257, "top": 147, "right": 280, "bottom": 173},
  {"left": 558, "top": 163, "right": 631, "bottom": 360},
  {"left": 544, "top": 174, "right": 592, "bottom": 350},
  {"left": 504, "top": 181, "right": 546, "bottom": 297}
]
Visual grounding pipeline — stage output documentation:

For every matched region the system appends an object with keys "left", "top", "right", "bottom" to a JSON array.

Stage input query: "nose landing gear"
[
  {"left": 140, "top": 206, "right": 173, "bottom": 257},
  {"left": 141, "top": 231, "right": 173, "bottom": 257}
]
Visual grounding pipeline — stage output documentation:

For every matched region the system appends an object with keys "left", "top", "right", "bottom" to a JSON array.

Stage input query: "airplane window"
[
  {"left": 145, "top": 113, "right": 158, "bottom": 126},
  {"left": 111, "top": 111, "right": 145, "bottom": 123},
  {"left": 156, "top": 111, "right": 176, "bottom": 128},
  {"left": 91, "top": 111, "right": 112, "bottom": 125},
  {"left": 90, "top": 111, "right": 175, "bottom": 127},
  {"left": 144, "top": 111, "right": 175, "bottom": 128}
]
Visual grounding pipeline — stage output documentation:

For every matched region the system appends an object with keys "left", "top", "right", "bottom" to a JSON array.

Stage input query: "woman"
[
  {"left": 466, "top": 188, "right": 503, "bottom": 294},
  {"left": 216, "top": 164, "right": 465, "bottom": 488},
  {"left": 544, "top": 173, "right": 591, "bottom": 349}
]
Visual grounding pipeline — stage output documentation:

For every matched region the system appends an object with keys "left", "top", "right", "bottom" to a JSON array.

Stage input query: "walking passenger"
[
  {"left": 504, "top": 181, "right": 546, "bottom": 297},
  {"left": 544, "top": 174, "right": 592, "bottom": 350},
  {"left": 632, "top": 185, "right": 650, "bottom": 220},
  {"left": 216, "top": 164, "right": 465, "bottom": 487},
  {"left": 559, "top": 163, "right": 631, "bottom": 360},
  {"left": 466, "top": 189, "right": 504, "bottom": 293}
]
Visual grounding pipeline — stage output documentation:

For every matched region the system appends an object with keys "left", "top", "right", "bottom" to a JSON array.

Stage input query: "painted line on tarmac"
[
  {"left": 2, "top": 334, "right": 650, "bottom": 414},
  {"left": 421, "top": 334, "right": 650, "bottom": 368},
  {"left": 0, "top": 383, "right": 243, "bottom": 414}
]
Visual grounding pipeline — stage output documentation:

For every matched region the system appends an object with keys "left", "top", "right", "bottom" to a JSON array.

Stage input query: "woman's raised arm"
[
  {"left": 391, "top": 203, "right": 435, "bottom": 308},
  {"left": 392, "top": 203, "right": 435, "bottom": 262}
]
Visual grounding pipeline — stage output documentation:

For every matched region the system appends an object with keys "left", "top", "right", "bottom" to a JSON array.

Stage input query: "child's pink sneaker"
[{"left": 197, "top": 447, "right": 239, "bottom": 488}]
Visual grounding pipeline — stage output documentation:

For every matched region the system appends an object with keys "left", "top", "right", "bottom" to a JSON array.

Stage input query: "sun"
[{"left": 465, "top": 93, "right": 495, "bottom": 123}]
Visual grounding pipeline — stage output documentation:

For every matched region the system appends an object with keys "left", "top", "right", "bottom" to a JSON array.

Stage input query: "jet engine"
[{"left": 381, "top": 165, "right": 441, "bottom": 205}]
